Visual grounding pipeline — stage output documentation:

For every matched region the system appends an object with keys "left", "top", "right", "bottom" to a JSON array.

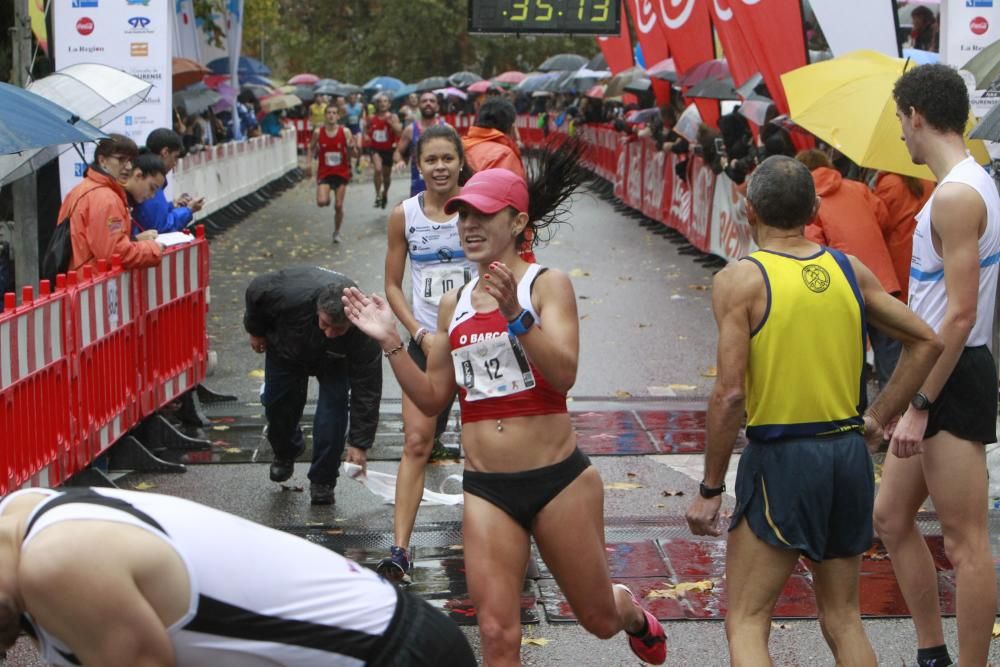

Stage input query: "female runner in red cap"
[{"left": 342, "top": 147, "right": 666, "bottom": 666}]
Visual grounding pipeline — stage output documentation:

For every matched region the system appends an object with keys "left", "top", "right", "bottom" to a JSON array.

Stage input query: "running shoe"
[
  {"left": 428, "top": 438, "right": 460, "bottom": 461},
  {"left": 373, "top": 196, "right": 381, "bottom": 208},
  {"left": 376, "top": 545, "right": 411, "bottom": 583},
  {"left": 380, "top": 194, "right": 388, "bottom": 209},
  {"left": 333, "top": 232, "right": 342, "bottom": 244},
  {"left": 615, "top": 584, "right": 667, "bottom": 665}
]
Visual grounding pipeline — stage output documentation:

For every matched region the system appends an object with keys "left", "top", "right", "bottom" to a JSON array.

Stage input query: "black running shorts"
[{"left": 924, "top": 345, "right": 998, "bottom": 444}]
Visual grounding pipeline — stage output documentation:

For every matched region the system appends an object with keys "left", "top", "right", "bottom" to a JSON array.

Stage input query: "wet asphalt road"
[{"left": 5, "top": 165, "right": 998, "bottom": 666}]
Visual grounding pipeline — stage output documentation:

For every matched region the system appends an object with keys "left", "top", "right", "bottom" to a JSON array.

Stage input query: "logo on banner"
[
  {"left": 129, "top": 68, "right": 162, "bottom": 82},
  {"left": 125, "top": 116, "right": 133, "bottom": 126},
  {"left": 658, "top": 0, "right": 696, "bottom": 29},
  {"left": 76, "top": 17, "right": 94, "bottom": 35},
  {"left": 126, "top": 16, "right": 152, "bottom": 33},
  {"left": 966, "top": 0, "right": 993, "bottom": 7},
  {"left": 71, "top": 0, "right": 98, "bottom": 6},
  {"left": 970, "top": 16, "right": 990, "bottom": 34},
  {"left": 713, "top": 0, "right": 733, "bottom": 21},
  {"left": 130, "top": 42, "right": 149, "bottom": 57},
  {"left": 74, "top": 162, "right": 87, "bottom": 177},
  {"left": 632, "top": 0, "right": 658, "bottom": 33},
  {"left": 126, "top": 0, "right": 150, "bottom": 5}
]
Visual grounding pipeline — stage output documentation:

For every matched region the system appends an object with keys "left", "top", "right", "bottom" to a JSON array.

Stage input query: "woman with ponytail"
[{"left": 343, "top": 142, "right": 667, "bottom": 666}]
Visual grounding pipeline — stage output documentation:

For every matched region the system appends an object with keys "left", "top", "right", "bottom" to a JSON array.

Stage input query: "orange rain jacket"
[
  {"left": 58, "top": 167, "right": 162, "bottom": 272},
  {"left": 805, "top": 167, "right": 900, "bottom": 296},
  {"left": 462, "top": 127, "right": 525, "bottom": 178},
  {"left": 873, "top": 172, "right": 933, "bottom": 303}
]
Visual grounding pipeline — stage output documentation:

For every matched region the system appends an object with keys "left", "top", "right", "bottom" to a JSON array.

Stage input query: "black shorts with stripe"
[{"left": 729, "top": 432, "right": 874, "bottom": 562}]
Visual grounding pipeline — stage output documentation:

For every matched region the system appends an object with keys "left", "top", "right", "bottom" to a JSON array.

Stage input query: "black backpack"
[{"left": 40, "top": 185, "right": 103, "bottom": 284}]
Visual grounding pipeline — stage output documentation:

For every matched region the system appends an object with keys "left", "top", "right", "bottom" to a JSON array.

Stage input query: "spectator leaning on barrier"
[
  {"left": 120, "top": 153, "right": 167, "bottom": 212},
  {"left": 244, "top": 267, "right": 381, "bottom": 506},
  {"left": 58, "top": 134, "right": 163, "bottom": 273},
  {"left": 133, "top": 128, "right": 204, "bottom": 238},
  {"left": 797, "top": 149, "right": 902, "bottom": 389}
]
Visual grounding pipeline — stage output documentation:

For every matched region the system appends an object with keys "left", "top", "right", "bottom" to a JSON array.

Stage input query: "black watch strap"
[
  {"left": 699, "top": 481, "right": 726, "bottom": 498},
  {"left": 911, "top": 391, "right": 932, "bottom": 411}
]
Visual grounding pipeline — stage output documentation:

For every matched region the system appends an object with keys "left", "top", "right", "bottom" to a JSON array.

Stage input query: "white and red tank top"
[
  {"left": 316, "top": 125, "right": 350, "bottom": 182},
  {"left": 447, "top": 264, "right": 567, "bottom": 424}
]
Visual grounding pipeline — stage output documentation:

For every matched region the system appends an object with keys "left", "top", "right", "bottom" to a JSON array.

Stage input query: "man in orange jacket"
[
  {"left": 58, "top": 135, "right": 163, "bottom": 272},
  {"left": 797, "top": 149, "right": 901, "bottom": 388}
]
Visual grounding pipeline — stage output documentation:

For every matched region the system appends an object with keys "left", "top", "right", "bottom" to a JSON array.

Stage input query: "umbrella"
[
  {"left": 735, "top": 72, "right": 765, "bottom": 99},
  {"left": 468, "top": 80, "right": 500, "bottom": 94},
  {"left": 392, "top": 83, "right": 419, "bottom": 101},
  {"left": 686, "top": 76, "right": 739, "bottom": 101},
  {"left": 313, "top": 83, "right": 340, "bottom": 96},
  {"left": 588, "top": 52, "right": 607, "bottom": 71},
  {"left": 240, "top": 83, "right": 274, "bottom": 100},
  {"left": 962, "top": 39, "right": 1000, "bottom": 88},
  {"left": 626, "top": 107, "right": 661, "bottom": 124},
  {"left": 679, "top": 59, "right": 730, "bottom": 88},
  {"left": 737, "top": 97, "right": 775, "bottom": 125},
  {"left": 207, "top": 56, "right": 271, "bottom": 77},
  {"left": 547, "top": 70, "right": 581, "bottom": 93},
  {"left": 623, "top": 78, "right": 653, "bottom": 94},
  {"left": 334, "top": 83, "right": 362, "bottom": 96},
  {"left": 538, "top": 53, "right": 588, "bottom": 72},
  {"left": 585, "top": 84, "right": 606, "bottom": 99},
  {"left": 573, "top": 67, "right": 611, "bottom": 79},
  {"left": 172, "top": 57, "right": 208, "bottom": 91},
  {"left": 646, "top": 58, "right": 677, "bottom": 82},
  {"left": 435, "top": 87, "right": 468, "bottom": 100},
  {"left": 903, "top": 48, "right": 940, "bottom": 66},
  {"left": 416, "top": 76, "right": 449, "bottom": 92},
  {"left": 28, "top": 64, "right": 151, "bottom": 131},
  {"left": 604, "top": 66, "right": 649, "bottom": 98},
  {"left": 288, "top": 73, "right": 319, "bottom": 85},
  {"left": 0, "top": 81, "right": 107, "bottom": 186},
  {"left": 174, "top": 83, "right": 223, "bottom": 116},
  {"left": 448, "top": 71, "right": 482, "bottom": 87},
  {"left": 494, "top": 71, "right": 526, "bottom": 85},
  {"left": 283, "top": 85, "right": 315, "bottom": 103},
  {"left": 782, "top": 49, "right": 989, "bottom": 180},
  {"left": 260, "top": 93, "right": 302, "bottom": 113},
  {"left": 363, "top": 76, "right": 404, "bottom": 93},
  {"left": 970, "top": 101, "right": 1000, "bottom": 141},
  {"left": 514, "top": 72, "right": 558, "bottom": 93}
]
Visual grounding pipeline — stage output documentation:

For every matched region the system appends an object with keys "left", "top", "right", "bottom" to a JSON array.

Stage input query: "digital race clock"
[{"left": 468, "top": 0, "right": 620, "bottom": 35}]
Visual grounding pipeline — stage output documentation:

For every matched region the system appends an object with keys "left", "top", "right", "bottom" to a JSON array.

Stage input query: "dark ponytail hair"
[
  {"left": 416, "top": 124, "right": 474, "bottom": 185},
  {"left": 521, "top": 138, "right": 590, "bottom": 247}
]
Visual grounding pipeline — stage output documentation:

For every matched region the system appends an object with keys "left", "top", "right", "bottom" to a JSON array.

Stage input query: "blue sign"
[
  {"left": 128, "top": 16, "right": 150, "bottom": 29},
  {"left": 126, "top": 0, "right": 150, "bottom": 6},
  {"left": 966, "top": 0, "right": 993, "bottom": 6},
  {"left": 71, "top": 0, "right": 98, "bottom": 6},
  {"left": 74, "top": 162, "right": 87, "bottom": 177},
  {"left": 124, "top": 116, "right": 133, "bottom": 126}
]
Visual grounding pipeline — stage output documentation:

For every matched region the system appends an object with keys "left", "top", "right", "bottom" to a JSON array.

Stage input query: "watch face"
[{"left": 520, "top": 311, "right": 535, "bottom": 329}]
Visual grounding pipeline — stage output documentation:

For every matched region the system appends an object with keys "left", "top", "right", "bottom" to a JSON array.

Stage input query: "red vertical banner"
[
  {"left": 626, "top": 0, "right": 673, "bottom": 105},
  {"left": 710, "top": 0, "right": 761, "bottom": 87},
  {"left": 596, "top": 1, "right": 635, "bottom": 75},
  {"left": 728, "top": 0, "right": 808, "bottom": 114},
  {"left": 655, "top": 0, "right": 720, "bottom": 127}
]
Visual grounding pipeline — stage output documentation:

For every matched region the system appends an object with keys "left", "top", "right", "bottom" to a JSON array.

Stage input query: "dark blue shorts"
[{"left": 729, "top": 432, "right": 874, "bottom": 562}]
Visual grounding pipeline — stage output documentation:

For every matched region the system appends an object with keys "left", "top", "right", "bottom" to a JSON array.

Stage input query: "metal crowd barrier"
[{"left": 0, "top": 227, "right": 210, "bottom": 493}]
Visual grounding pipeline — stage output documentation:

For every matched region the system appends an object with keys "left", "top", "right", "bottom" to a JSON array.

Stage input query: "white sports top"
[
  {"left": 3, "top": 488, "right": 398, "bottom": 667},
  {"left": 402, "top": 193, "right": 476, "bottom": 330},
  {"left": 909, "top": 157, "right": 1000, "bottom": 347},
  {"left": 448, "top": 263, "right": 544, "bottom": 335}
]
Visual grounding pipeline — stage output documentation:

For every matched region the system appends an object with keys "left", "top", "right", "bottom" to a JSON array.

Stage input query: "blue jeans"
[{"left": 261, "top": 353, "right": 349, "bottom": 486}]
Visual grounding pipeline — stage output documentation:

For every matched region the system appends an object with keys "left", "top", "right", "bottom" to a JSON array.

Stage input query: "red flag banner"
[
  {"left": 626, "top": 0, "right": 673, "bottom": 105},
  {"left": 728, "top": 0, "right": 808, "bottom": 114},
  {"left": 596, "top": 1, "right": 635, "bottom": 75},
  {"left": 710, "top": 0, "right": 760, "bottom": 87},
  {"left": 657, "top": 0, "right": 719, "bottom": 127}
]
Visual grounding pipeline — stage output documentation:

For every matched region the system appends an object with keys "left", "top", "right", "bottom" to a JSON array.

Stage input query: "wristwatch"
[
  {"left": 699, "top": 481, "right": 726, "bottom": 498},
  {"left": 911, "top": 391, "right": 932, "bottom": 411},
  {"left": 507, "top": 310, "right": 536, "bottom": 337}
]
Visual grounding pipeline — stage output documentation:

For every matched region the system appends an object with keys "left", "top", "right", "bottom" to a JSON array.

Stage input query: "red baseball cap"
[{"left": 444, "top": 168, "right": 529, "bottom": 216}]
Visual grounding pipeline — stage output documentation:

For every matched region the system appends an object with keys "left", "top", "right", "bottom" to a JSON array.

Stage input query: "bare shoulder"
[
  {"left": 713, "top": 259, "right": 763, "bottom": 296},
  {"left": 535, "top": 267, "right": 575, "bottom": 298}
]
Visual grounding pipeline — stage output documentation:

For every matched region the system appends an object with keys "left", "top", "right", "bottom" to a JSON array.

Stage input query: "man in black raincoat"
[{"left": 244, "top": 267, "right": 382, "bottom": 505}]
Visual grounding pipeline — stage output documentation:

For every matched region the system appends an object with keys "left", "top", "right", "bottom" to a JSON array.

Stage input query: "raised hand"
[
  {"left": 342, "top": 287, "right": 398, "bottom": 343},
  {"left": 481, "top": 261, "right": 522, "bottom": 321}
]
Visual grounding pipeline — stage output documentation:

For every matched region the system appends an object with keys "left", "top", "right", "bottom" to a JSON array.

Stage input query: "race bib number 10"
[
  {"left": 422, "top": 266, "right": 471, "bottom": 305},
  {"left": 452, "top": 333, "right": 535, "bottom": 402}
]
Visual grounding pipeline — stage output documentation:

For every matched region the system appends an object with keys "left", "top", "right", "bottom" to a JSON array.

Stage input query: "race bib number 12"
[{"left": 452, "top": 333, "right": 535, "bottom": 402}]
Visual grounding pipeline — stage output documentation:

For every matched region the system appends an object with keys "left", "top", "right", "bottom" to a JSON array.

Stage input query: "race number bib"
[
  {"left": 421, "top": 266, "right": 470, "bottom": 306},
  {"left": 325, "top": 151, "right": 342, "bottom": 167},
  {"left": 373, "top": 129, "right": 388, "bottom": 143},
  {"left": 452, "top": 334, "right": 535, "bottom": 402}
]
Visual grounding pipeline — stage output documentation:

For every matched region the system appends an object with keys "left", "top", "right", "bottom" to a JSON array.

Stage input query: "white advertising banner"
[
  {"left": 810, "top": 0, "right": 898, "bottom": 57},
  {"left": 709, "top": 174, "right": 757, "bottom": 263},
  {"left": 54, "top": 0, "right": 172, "bottom": 197},
  {"left": 941, "top": 0, "right": 999, "bottom": 68}
]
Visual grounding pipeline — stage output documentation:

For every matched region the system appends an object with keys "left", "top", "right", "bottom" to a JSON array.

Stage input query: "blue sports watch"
[{"left": 507, "top": 310, "right": 535, "bottom": 337}]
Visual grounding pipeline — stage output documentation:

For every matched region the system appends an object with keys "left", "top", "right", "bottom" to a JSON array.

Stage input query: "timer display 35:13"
[{"left": 468, "top": 0, "right": 619, "bottom": 35}]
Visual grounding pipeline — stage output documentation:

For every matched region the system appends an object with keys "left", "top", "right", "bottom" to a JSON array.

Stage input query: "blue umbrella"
[
  {"left": 363, "top": 76, "right": 404, "bottom": 93},
  {"left": 0, "top": 81, "right": 106, "bottom": 185},
  {"left": 392, "top": 83, "right": 419, "bottom": 100},
  {"left": 207, "top": 56, "right": 272, "bottom": 77}
]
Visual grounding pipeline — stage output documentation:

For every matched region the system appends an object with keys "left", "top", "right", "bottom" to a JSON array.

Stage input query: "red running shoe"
[{"left": 615, "top": 584, "right": 667, "bottom": 665}]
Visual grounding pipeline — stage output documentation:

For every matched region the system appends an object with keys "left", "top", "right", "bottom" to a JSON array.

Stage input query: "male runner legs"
[
  {"left": 306, "top": 105, "right": 356, "bottom": 244},
  {"left": 366, "top": 94, "right": 402, "bottom": 209},
  {"left": 394, "top": 92, "right": 451, "bottom": 197},
  {"left": 873, "top": 64, "right": 1000, "bottom": 667},
  {"left": 687, "top": 156, "right": 942, "bottom": 667}
]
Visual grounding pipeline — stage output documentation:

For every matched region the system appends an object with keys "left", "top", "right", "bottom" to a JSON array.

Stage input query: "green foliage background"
[{"left": 231, "top": 0, "right": 599, "bottom": 83}]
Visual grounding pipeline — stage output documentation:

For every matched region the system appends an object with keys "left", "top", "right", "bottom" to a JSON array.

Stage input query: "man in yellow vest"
[{"left": 686, "top": 156, "right": 942, "bottom": 666}]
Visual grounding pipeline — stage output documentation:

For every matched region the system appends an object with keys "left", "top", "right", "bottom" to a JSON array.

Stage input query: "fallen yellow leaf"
[
  {"left": 521, "top": 638, "right": 551, "bottom": 646},
  {"left": 646, "top": 580, "right": 715, "bottom": 599},
  {"left": 605, "top": 482, "right": 644, "bottom": 490},
  {"left": 248, "top": 369, "right": 265, "bottom": 379},
  {"left": 615, "top": 390, "right": 633, "bottom": 398},
  {"left": 702, "top": 367, "right": 718, "bottom": 377},
  {"left": 993, "top": 622, "right": 1000, "bottom": 638},
  {"left": 568, "top": 268, "right": 590, "bottom": 278},
  {"left": 668, "top": 384, "right": 697, "bottom": 391},
  {"left": 132, "top": 481, "right": 157, "bottom": 491},
  {"left": 212, "top": 425, "right": 230, "bottom": 431}
]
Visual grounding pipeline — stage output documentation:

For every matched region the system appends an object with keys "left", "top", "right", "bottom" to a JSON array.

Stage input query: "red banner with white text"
[
  {"left": 597, "top": 1, "right": 635, "bottom": 75},
  {"left": 710, "top": 0, "right": 760, "bottom": 87},
  {"left": 626, "top": 0, "right": 672, "bottom": 105}
]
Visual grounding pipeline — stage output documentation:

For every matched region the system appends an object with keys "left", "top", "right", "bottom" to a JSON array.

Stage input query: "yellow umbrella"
[{"left": 781, "top": 49, "right": 989, "bottom": 181}]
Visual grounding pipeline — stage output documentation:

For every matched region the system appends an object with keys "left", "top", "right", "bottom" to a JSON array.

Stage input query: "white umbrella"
[
  {"left": 573, "top": 67, "right": 611, "bottom": 79},
  {"left": 0, "top": 64, "right": 150, "bottom": 186}
]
